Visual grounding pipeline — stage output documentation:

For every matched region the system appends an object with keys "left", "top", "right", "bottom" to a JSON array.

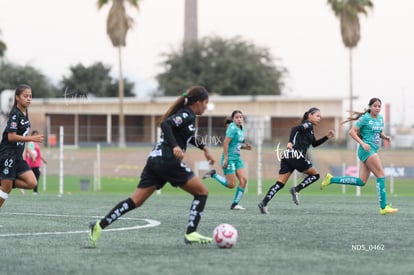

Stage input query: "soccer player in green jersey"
[
  {"left": 320, "top": 98, "right": 398, "bottom": 215},
  {"left": 202, "top": 110, "right": 252, "bottom": 210}
]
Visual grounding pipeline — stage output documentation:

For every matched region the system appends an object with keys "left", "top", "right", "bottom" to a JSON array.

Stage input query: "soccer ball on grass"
[{"left": 213, "top": 223, "right": 238, "bottom": 248}]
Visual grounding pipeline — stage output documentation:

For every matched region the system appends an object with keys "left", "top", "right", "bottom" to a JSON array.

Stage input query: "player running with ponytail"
[
  {"left": 258, "top": 107, "right": 334, "bottom": 214},
  {"left": 89, "top": 86, "right": 215, "bottom": 247},
  {"left": 320, "top": 97, "right": 398, "bottom": 215}
]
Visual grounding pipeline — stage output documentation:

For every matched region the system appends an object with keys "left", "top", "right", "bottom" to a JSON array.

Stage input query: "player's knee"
[
  {"left": 196, "top": 186, "right": 209, "bottom": 196},
  {"left": 1, "top": 180, "right": 12, "bottom": 193},
  {"left": 227, "top": 182, "right": 236, "bottom": 189},
  {"left": 0, "top": 189, "right": 9, "bottom": 200},
  {"left": 28, "top": 180, "right": 38, "bottom": 189},
  {"left": 238, "top": 177, "right": 247, "bottom": 188}
]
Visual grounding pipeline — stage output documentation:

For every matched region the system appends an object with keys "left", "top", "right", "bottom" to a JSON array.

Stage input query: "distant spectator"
[{"left": 25, "top": 130, "right": 47, "bottom": 195}]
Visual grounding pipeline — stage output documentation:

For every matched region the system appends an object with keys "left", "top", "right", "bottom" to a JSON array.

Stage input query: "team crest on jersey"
[
  {"left": 10, "top": 122, "right": 17, "bottom": 129},
  {"left": 3, "top": 167, "right": 9, "bottom": 175},
  {"left": 173, "top": 116, "right": 183, "bottom": 126}
]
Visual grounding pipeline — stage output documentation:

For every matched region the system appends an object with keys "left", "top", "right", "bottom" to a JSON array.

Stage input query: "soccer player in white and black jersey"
[
  {"left": 258, "top": 107, "right": 334, "bottom": 214},
  {"left": 89, "top": 86, "right": 216, "bottom": 247},
  {"left": 0, "top": 84, "right": 44, "bottom": 208}
]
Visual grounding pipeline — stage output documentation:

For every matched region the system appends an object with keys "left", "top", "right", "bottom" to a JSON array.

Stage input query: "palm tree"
[
  {"left": 97, "top": 0, "right": 140, "bottom": 147},
  {"left": 328, "top": 0, "right": 373, "bottom": 129}
]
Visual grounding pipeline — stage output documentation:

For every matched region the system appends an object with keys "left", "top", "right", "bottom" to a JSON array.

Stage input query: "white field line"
[{"left": 0, "top": 212, "right": 161, "bottom": 237}]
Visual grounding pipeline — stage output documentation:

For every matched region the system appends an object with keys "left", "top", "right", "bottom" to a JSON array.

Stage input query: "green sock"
[
  {"left": 376, "top": 177, "right": 387, "bottom": 209},
  {"left": 330, "top": 176, "right": 365, "bottom": 186},
  {"left": 232, "top": 187, "right": 245, "bottom": 205},
  {"left": 212, "top": 173, "right": 228, "bottom": 187}
]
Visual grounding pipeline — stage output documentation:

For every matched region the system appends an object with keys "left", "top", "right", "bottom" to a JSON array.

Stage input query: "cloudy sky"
[{"left": 0, "top": 0, "right": 413, "bottom": 126}]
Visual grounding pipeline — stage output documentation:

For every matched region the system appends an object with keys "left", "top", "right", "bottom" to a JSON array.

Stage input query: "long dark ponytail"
[
  {"left": 342, "top": 97, "right": 382, "bottom": 124},
  {"left": 157, "top": 86, "right": 209, "bottom": 125},
  {"left": 301, "top": 107, "right": 320, "bottom": 123}
]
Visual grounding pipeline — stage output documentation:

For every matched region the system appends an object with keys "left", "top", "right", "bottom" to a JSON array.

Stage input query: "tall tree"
[
  {"left": 97, "top": 0, "right": 140, "bottom": 147},
  {"left": 328, "top": 0, "right": 373, "bottom": 128},
  {"left": 60, "top": 62, "right": 135, "bottom": 98},
  {"left": 157, "top": 36, "right": 287, "bottom": 96},
  {"left": 0, "top": 62, "right": 58, "bottom": 98},
  {"left": 0, "top": 29, "right": 6, "bottom": 58}
]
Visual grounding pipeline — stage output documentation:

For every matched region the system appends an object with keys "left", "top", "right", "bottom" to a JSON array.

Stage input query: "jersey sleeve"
[
  {"left": 225, "top": 124, "right": 237, "bottom": 139},
  {"left": 188, "top": 136, "right": 205, "bottom": 150},
  {"left": 355, "top": 114, "right": 368, "bottom": 129},
  {"left": 6, "top": 112, "right": 19, "bottom": 133},
  {"left": 312, "top": 136, "right": 328, "bottom": 147},
  {"left": 288, "top": 125, "right": 300, "bottom": 143},
  {"left": 161, "top": 111, "right": 186, "bottom": 147},
  {"left": 288, "top": 122, "right": 309, "bottom": 143},
  {"left": 378, "top": 114, "right": 385, "bottom": 129},
  {"left": 160, "top": 110, "right": 193, "bottom": 148}
]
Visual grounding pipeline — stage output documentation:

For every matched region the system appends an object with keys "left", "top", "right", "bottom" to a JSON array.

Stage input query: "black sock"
[
  {"left": 99, "top": 198, "right": 136, "bottom": 229},
  {"left": 262, "top": 181, "right": 285, "bottom": 206},
  {"left": 295, "top": 174, "right": 320, "bottom": 192},
  {"left": 186, "top": 195, "right": 207, "bottom": 234}
]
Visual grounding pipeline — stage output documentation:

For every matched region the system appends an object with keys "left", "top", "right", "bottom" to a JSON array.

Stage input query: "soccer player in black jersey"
[
  {"left": 89, "top": 86, "right": 216, "bottom": 247},
  {"left": 258, "top": 107, "right": 334, "bottom": 214},
  {"left": 0, "top": 84, "right": 44, "bottom": 208}
]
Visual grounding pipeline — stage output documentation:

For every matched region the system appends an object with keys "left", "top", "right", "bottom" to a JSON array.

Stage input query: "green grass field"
[
  {"left": 1, "top": 177, "right": 413, "bottom": 275},
  {"left": 27, "top": 175, "right": 414, "bottom": 197}
]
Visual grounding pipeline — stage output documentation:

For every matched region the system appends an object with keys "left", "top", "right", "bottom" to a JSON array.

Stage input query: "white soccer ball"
[{"left": 213, "top": 223, "right": 238, "bottom": 248}]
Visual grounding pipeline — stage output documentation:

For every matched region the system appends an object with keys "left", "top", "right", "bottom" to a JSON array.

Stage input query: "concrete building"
[{"left": 27, "top": 95, "right": 344, "bottom": 147}]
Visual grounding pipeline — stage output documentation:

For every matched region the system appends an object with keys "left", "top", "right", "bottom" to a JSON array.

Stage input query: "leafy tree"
[
  {"left": 0, "top": 29, "right": 6, "bottom": 58},
  {"left": 97, "top": 0, "right": 141, "bottom": 147},
  {"left": 60, "top": 62, "right": 134, "bottom": 98},
  {"left": 0, "top": 62, "right": 58, "bottom": 98},
  {"left": 156, "top": 36, "right": 287, "bottom": 96},
  {"left": 328, "top": 0, "right": 373, "bottom": 121}
]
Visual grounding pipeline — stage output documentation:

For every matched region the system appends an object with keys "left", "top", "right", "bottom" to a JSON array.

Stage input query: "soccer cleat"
[
  {"left": 380, "top": 205, "right": 399, "bottom": 215},
  {"left": 320, "top": 173, "right": 333, "bottom": 190},
  {"left": 184, "top": 231, "right": 212, "bottom": 244},
  {"left": 289, "top": 187, "right": 299, "bottom": 205},
  {"left": 201, "top": 169, "right": 216, "bottom": 179},
  {"left": 230, "top": 204, "right": 246, "bottom": 210},
  {"left": 89, "top": 220, "right": 102, "bottom": 248},
  {"left": 258, "top": 202, "right": 269, "bottom": 214}
]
